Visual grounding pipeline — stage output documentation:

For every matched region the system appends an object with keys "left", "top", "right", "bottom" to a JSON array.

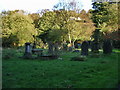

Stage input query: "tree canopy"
[{"left": 1, "top": 10, "right": 38, "bottom": 47}]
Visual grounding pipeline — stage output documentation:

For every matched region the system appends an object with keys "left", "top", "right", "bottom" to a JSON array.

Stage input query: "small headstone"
[
  {"left": 25, "top": 42, "right": 31, "bottom": 53},
  {"left": 103, "top": 39, "right": 112, "bottom": 54},
  {"left": 23, "top": 42, "right": 32, "bottom": 59},
  {"left": 81, "top": 41, "right": 89, "bottom": 56}
]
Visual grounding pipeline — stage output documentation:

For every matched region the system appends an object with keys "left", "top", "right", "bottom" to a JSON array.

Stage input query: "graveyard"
[
  {"left": 1, "top": 1, "right": 120, "bottom": 89},
  {"left": 2, "top": 45, "right": 120, "bottom": 88}
]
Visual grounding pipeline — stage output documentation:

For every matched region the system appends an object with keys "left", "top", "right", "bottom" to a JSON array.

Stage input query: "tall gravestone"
[
  {"left": 91, "top": 40, "right": 99, "bottom": 53},
  {"left": 103, "top": 39, "right": 112, "bottom": 54},
  {"left": 81, "top": 41, "right": 89, "bottom": 56},
  {"left": 23, "top": 42, "right": 32, "bottom": 59}
]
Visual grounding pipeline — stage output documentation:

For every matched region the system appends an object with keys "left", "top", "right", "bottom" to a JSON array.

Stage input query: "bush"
[{"left": 2, "top": 48, "right": 17, "bottom": 60}]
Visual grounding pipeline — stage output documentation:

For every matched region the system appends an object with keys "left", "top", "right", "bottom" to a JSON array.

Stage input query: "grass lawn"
[{"left": 2, "top": 48, "right": 120, "bottom": 88}]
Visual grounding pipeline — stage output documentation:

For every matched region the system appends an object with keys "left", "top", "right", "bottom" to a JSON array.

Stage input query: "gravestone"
[
  {"left": 81, "top": 41, "right": 89, "bottom": 56},
  {"left": 91, "top": 40, "right": 99, "bottom": 53},
  {"left": 23, "top": 42, "right": 32, "bottom": 59},
  {"left": 103, "top": 39, "right": 112, "bottom": 54}
]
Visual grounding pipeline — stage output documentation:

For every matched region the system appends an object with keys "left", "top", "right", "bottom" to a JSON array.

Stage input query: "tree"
[
  {"left": 1, "top": 10, "right": 38, "bottom": 47},
  {"left": 64, "top": 10, "right": 95, "bottom": 47},
  {"left": 28, "top": 13, "right": 41, "bottom": 28},
  {"left": 91, "top": 2, "right": 109, "bottom": 28},
  {"left": 53, "top": 0, "right": 82, "bottom": 12},
  {"left": 91, "top": 2, "right": 118, "bottom": 33},
  {"left": 37, "top": 8, "right": 95, "bottom": 51}
]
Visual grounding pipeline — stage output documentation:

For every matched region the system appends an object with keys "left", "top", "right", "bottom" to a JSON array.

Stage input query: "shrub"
[{"left": 2, "top": 48, "right": 17, "bottom": 60}]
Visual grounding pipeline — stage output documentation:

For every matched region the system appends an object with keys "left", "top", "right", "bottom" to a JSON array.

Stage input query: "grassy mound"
[{"left": 71, "top": 55, "right": 87, "bottom": 61}]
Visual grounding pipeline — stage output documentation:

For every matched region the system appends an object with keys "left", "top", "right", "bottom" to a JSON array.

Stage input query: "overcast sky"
[{"left": 0, "top": 0, "right": 92, "bottom": 13}]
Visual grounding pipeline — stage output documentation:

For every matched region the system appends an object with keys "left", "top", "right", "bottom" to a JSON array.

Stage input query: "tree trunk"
[
  {"left": 72, "top": 40, "right": 76, "bottom": 49},
  {"left": 68, "top": 33, "right": 71, "bottom": 43}
]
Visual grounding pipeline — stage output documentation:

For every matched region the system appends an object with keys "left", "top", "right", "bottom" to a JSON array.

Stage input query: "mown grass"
[{"left": 2, "top": 48, "right": 119, "bottom": 88}]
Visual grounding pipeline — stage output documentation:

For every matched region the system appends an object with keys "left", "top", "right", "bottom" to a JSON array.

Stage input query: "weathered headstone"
[
  {"left": 81, "top": 41, "right": 89, "bottom": 56},
  {"left": 23, "top": 42, "right": 32, "bottom": 59},
  {"left": 91, "top": 40, "right": 99, "bottom": 53},
  {"left": 103, "top": 39, "right": 112, "bottom": 54}
]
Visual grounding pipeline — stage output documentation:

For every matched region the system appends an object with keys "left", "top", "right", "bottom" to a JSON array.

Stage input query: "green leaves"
[
  {"left": 2, "top": 10, "right": 37, "bottom": 47},
  {"left": 37, "top": 9, "right": 95, "bottom": 43}
]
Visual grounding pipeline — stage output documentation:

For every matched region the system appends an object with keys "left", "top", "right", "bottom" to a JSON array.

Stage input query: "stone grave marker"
[
  {"left": 81, "top": 41, "right": 89, "bottom": 56},
  {"left": 103, "top": 39, "right": 112, "bottom": 54},
  {"left": 23, "top": 42, "right": 32, "bottom": 59},
  {"left": 91, "top": 40, "right": 99, "bottom": 53}
]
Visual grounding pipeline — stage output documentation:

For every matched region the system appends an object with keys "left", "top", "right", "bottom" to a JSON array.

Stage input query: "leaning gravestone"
[
  {"left": 23, "top": 42, "right": 32, "bottom": 59},
  {"left": 103, "top": 39, "right": 112, "bottom": 54},
  {"left": 81, "top": 41, "right": 89, "bottom": 56}
]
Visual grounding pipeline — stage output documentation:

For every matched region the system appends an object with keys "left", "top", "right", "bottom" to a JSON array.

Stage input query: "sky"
[{"left": 0, "top": 0, "right": 92, "bottom": 13}]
